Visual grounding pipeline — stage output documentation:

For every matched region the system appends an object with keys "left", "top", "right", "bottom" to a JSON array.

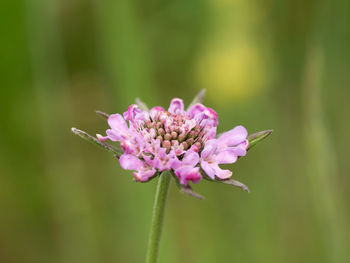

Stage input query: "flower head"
[
  {"left": 72, "top": 90, "right": 272, "bottom": 198},
  {"left": 98, "top": 96, "right": 249, "bottom": 187}
]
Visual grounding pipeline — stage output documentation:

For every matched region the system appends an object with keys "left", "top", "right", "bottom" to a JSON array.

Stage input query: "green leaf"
[
  {"left": 71, "top": 127, "right": 123, "bottom": 157},
  {"left": 187, "top": 89, "right": 206, "bottom": 110},
  {"left": 247, "top": 129, "right": 273, "bottom": 150}
]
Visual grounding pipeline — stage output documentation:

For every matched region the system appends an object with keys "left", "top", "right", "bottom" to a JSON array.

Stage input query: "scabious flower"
[{"left": 97, "top": 97, "right": 249, "bottom": 187}]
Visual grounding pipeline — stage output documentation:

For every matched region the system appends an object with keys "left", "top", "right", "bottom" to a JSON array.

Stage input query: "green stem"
[{"left": 146, "top": 171, "right": 171, "bottom": 263}]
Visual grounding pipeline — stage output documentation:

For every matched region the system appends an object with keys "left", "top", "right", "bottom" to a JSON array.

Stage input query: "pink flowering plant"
[{"left": 72, "top": 90, "right": 271, "bottom": 263}]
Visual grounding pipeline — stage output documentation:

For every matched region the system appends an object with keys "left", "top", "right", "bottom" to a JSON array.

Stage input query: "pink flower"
[
  {"left": 200, "top": 126, "right": 249, "bottom": 180},
  {"left": 172, "top": 150, "right": 202, "bottom": 185},
  {"left": 98, "top": 97, "right": 248, "bottom": 186}
]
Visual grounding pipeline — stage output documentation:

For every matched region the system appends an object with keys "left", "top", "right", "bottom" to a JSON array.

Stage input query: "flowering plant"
[{"left": 72, "top": 89, "right": 271, "bottom": 262}]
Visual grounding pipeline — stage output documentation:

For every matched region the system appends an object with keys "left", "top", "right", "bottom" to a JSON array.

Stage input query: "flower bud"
[
  {"left": 178, "top": 133, "right": 186, "bottom": 142},
  {"left": 194, "top": 142, "right": 201, "bottom": 148},
  {"left": 181, "top": 141, "right": 189, "bottom": 150},
  {"left": 158, "top": 128, "right": 165, "bottom": 136},
  {"left": 145, "top": 120, "right": 151, "bottom": 128},
  {"left": 191, "top": 145, "right": 199, "bottom": 152},
  {"left": 162, "top": 140, "right": 171, "bottom": 150},
  {"left": 186, "top": 138, "right": 194, "bottom": 145},
  {"left": 164, "top": 133, "right": 172, "bottom": 141},
  {"left": 171, "top": 131, "right": 178, "bottom": 139},
  {"left": 156, "top": 122, "right": 163, "bottom": 129},
  {"left": 189, "top": 130, "right": 197, "bottom": 138}
]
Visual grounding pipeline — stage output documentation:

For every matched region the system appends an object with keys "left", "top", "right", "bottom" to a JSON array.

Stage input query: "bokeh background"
[{"left": 1, "top": 0, "right": 350, "bottom": 262}]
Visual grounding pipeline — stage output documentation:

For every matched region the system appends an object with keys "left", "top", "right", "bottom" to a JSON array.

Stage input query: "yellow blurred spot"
[{"left": 196, "top": 42, "right": 266, "bottom": 103}]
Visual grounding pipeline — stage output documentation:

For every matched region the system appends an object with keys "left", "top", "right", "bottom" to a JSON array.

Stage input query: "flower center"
[{"left": 143, "top": 111, "right": 204, "bottom": 154}]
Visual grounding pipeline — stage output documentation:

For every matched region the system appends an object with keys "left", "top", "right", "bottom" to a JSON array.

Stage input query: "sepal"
[
  {"left": 135, "top": 98, "right": 149, "bottom": 111},
  {"left": 71, "top": 127, "right": 123, "bottom": 157},
  {"left": 95, "top": 110, "right": 109, "bottom": 119},
  {"left": 170, "top": 171, "right": 205, "bottom": 200},
  {"left": 247, "top": 129, "right": 273, "bottom": 150},
  {"left": 187, "top": 89, "right": 206, "bottom": 110},
  {"left": 201, "top": 170, "right": 250, "bottom": 193}
]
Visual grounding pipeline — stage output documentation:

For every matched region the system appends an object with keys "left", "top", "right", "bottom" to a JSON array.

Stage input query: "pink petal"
[
  {"left": 120, "top": 140, "right": 137, "bottom": 154},
  {"left": 119, "top": 154, "right": 143, "bottom": 170},
  {"left": 175, "top": 166, "right": 202, "bottom": 185},
  {"left": 227, "top": 144, "right": 247, "bottom": 157},
  {"left": 215, "top": 150, "right": 238, "bottom": 164},
  {"left": 200, "top": 160, "right": 215, "bottom": 179},
  {"left": 217, "top": 125, "right": 248, "bottom": 147},
  {"left": 240, "top": 139, "right": 250, "bottom": 150},
  {"left": 187, "top": 103, "right": 206, "bottom": 118},
  {"left": 170, "top": 157, "right": 182, "bottom": 170},
  {"left": 133, "top": 167, "right": 156, "bottom": 182},
  {"left": 150, "top": 106, "right": 165, "bottom": 120},
  {"left": 108, "top": 114, "right": 128, "bottom": 131},
  {"left": 168, "top": 98, "right": 184, "bottom": 114},
  {"left": 203, "top": 107, "right": 218, "bottom": 126},
  {"left": 106, "top": 129, "right": 122, "bottom": 141},
  {"left": 96, "top": 134, "right": 108, "bottom": 142},
  {"left": 200, "top": 142, "right": 215, "bottom": 159},
  {"left": 212, "top": 163, "right": 232, "bottom": 179},
  {"left": 153, "top": 149, "right": 176, "bottom": 171},
  {"left": 184, "top": 167, "right": 202, "bottom": 184},
  {"left": 206, "top": 127, "right": 217, "bottom": 140},
  {"left": 123, "top": 104, "right": 142, "bottom": 122},
  {"left": 182, "top": 150, "right": 199, "bottom": 166}
]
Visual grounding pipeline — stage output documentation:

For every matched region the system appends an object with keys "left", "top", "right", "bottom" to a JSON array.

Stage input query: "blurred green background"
[{"left": 1, "top": 0, "right": 350, "bottom": 262}]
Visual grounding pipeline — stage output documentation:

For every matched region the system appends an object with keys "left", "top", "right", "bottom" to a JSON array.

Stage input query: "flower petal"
[
  {"left": 168, "top": 98, "right": 184, "bottom": 114},
  {"left": 123, "top": 104, "right": 142, "bottom": 122},
  {"left": 200, "top": 160, "right": 215, "bottom": 179},
  {"left": 217, "top": 125, "right": 248, "bottom": 147},
  {"left": 119, "top": 154, "right": 143, "bottom": 170},
  {"left": 108, "top": 114, "right": 128, "bottom": 131},
  {"left": 215, "top": 150, "right": 238, "bottom": 164},
  {"left": 187, "top": 103, "right": 206, "bottom": 118},
  {"left": 182, "top": 150, "right": 199, "bottom": 166},
  {"left": 206, "top": 126, "right": 217, "bottom": 140},
  {"left": 227, "top": 144, "right": 247, "bottom": 157},
  {"left": 106, "top": 129, "right": 122, "bottom": 141},
  {"left": 200, "top": 141, "right": 216, "bottom": 159},
  {"left": 150, "top": 106, "right": 165, "bottom": 120},
  {"left": 133, "top": 167, "right": 156, "bottom": 182},
  {"left": 96, "top": 134, "right": 108, "bottom": 142},
  {"left": 175, "top": 166, "right": 202, "bottom": 185},
  {"left": 203, "top": 107, "right": 218, "bottom": 126},
  {"left": 212, "top": 163, "right": 232, "bottom": 179}
]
